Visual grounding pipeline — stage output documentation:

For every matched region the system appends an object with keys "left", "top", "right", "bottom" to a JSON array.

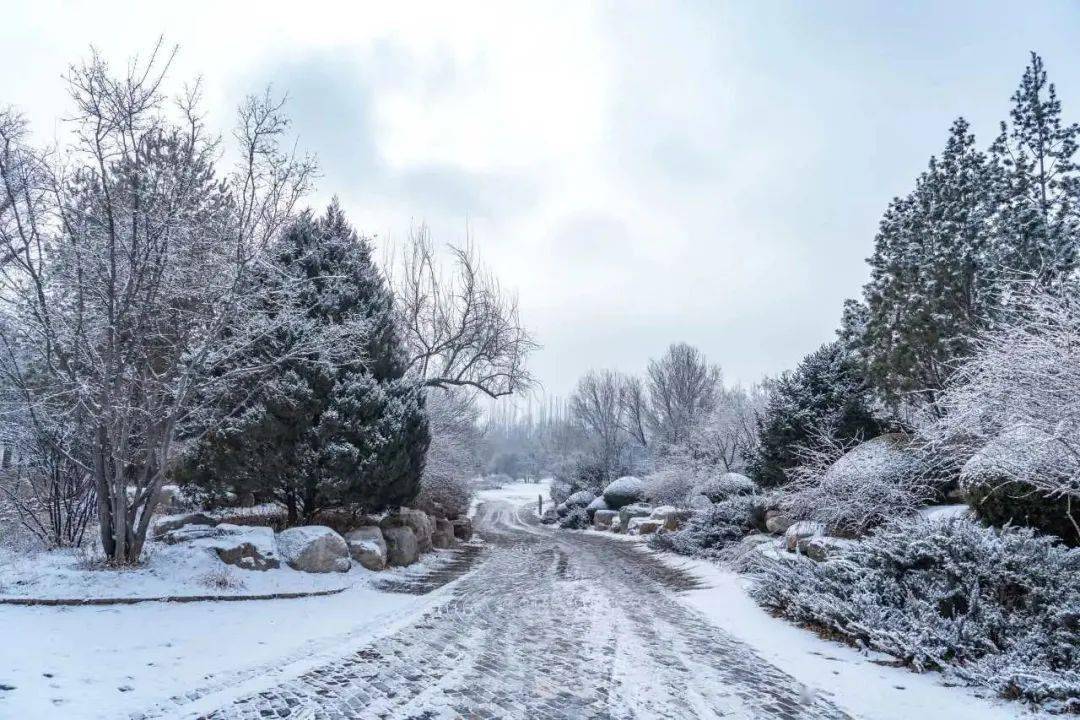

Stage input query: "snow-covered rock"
[
  {"left": 609, "top": 516, "right": 623, "bottom": 533},
  {"left": 452, "top": 518, "right": 474, "bottom": 541},
  {"left": 689, "top": 494, "right": 713, "bottom": 511},
  {"left": 564, "top": 490, "right": 596, "bottom": 508},
  {"left": 618, "top": 502, "right": 652, "bottom": 528},
  {"left": 344, "top": 527, "right": 387, "bottom": 571},
  {"left": 432, "top": 518, "right": 455, "bottom": 549},
  {"left": 153, "top": 512, "right": 215, "bottom": 539},
  {"left": 166, "top": 523, "right": 281, "bottom": 571},
  {"left": 649, "top": 505, "right": 689, "bottom": 531},
  {"left": 802, "top": 536, "right": 851, "bottom": 562},
  {"left": 593, "top": 509, "right": 618, "bottom": 529},
  {"left": 382, "top": 508, "right": 434, "bottom": 553},
  {"left": 276, "top": 526, "right": 350, "bottom": 573},
  {"left": 585, "top": 495, "right": 609, "bottom": 519},
  {"left": 784, "top": 521, "right": 824, "bottom": 553},
  {"left": 627, "top": 517, "right": 663, "bottom": 535},
  {"left": 764, "top": 509, "right": 793, "bottom": 534},
  {"left": 603, "top": 476, "right": 645, "bottom": 509},
  {"left": 382, "top": 526, "right": 419, "bottom": 566}
]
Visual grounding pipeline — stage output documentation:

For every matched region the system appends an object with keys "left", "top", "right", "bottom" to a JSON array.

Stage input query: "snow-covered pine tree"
[
  {"left": 747, "top": 341, "right": 882, "bottom": 488},
  {"left": 178, "top": 200, "right": 429, "bottom": 522},
  {"left": 842, "top": 118, "right": 997, "bottom": 410},
  {"left": 989, "top": 52, "right": 1080, "bottom": 281}
]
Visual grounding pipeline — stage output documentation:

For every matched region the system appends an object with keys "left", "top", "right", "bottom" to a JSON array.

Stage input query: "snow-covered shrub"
[
  {"left": 414, "top": 389, "right": 481, "bottom": 520},
  {"left": 643, "top": 466, "right": 696, "bottom": 507},
  {"left": 559, "top": 506, "right": 590, "bottom": 530},
  {"left": 650, "top": 495, "right": 764, "bottom": 558},
  {"left": 694, "top": 472, "right": 758, "bottom": 502},
  {"left": 782, "top": 432, "right": 934, "bottom": 537},
  {"left": 928, "top": 285, "right": 1080, "bottom": 544},
  {"left": 750, "top": 516, "right": 1080, "bottom": 710},
  {"left": 198, "top": 567, "right": 246, "bottom": 592}
]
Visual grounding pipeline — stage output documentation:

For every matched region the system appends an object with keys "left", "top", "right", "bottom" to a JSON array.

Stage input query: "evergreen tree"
[
  {"left": 842, "top": 118, "right": 997, "bottom": 409},
  {"left": 989, "top": 52, "right": 1080, "bottom": 281},
  {"left": 748, "top": 342, "right": 883, "bottom": 488},
  {"left": 177, "top": 201, "right": 429, "bottom": 522}
]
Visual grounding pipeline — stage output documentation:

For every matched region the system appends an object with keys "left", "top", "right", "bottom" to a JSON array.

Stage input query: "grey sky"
[{"left": 3, "top": 1, "right": 1080, "bottom": 400}]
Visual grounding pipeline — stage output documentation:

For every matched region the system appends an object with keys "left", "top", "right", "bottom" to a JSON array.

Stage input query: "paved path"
[{"left": 197, "top": 501, "right": 850, "bottom": 720}]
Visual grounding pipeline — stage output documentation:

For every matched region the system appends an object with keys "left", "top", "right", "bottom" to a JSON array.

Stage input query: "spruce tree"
[
  {"left": 842, "top": 118, "right": 996, "bottom": 409},
  {"left": 177, "top": 200, "right": 429, "bottom": 521},
  {"left": 989, "top": 52, "right": 1080, "bottom": 281},
  {"left": 748, "top": 342, "right": 883, "bottom": 488}
]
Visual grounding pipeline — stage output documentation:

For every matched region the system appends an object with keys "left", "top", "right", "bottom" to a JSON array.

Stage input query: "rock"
[
  {"left": 345, "top": 527, "right": 387, "bottom": 571},
  {"left": 432, "top": 518, "right": 455, "bottom": 549},
  {"left": 649, "top": 505, "right": 690, "bottom": 531},
  {"left": 603, "top": 476, "right": 645, "bottom": 509},
  {"left": 610, "top": 516, "right": 623, "bottom": 533},
  {"left": 784, "top": 521, "right": 825, "bottom": 553},
  {"left": 540, "top": 507, "right": 559, "bottom": 524},
  {"left": 593, "top": 509, "right": 618, "bottom": 530},
  {"left": 161, "top": 523, "right": 280, "bottom": 570},
  {"left": 803, "top": 536, "right": 850, "bottom": 562},
  {"left": 619, "top": 503, "right": 653, "bottom": 528},
  {"left": 239, "top": 491, "right": 256, "bottom": 508},
  {"left": 824, "top": 433, "right": 929, "bottom": 492},
  {"left": 452, "top": 518, "right": 474, "bottom": 541},
  {"left": 382, "top": 525, "right": 419, "bottom": 566},
  {"left": 585, "top": 496, "right": 609, "bottom": 519},
  {"left": 157, "top": 523, "right": 226, "bottom": 545},
  {"left": 764, "top": 509, "right": 793, "bottom": 534},
  {"left": 381, "top": 508, "right": 434, "bottom": 553},
  {"left": 276, "top": 526, "right": 350, "bottom": 573},
  {"left": 628, "top": 517, "right": 663, "bottom": 535},
  {"left": 153, "top": 512, "right": 215, "bottom": 539}
]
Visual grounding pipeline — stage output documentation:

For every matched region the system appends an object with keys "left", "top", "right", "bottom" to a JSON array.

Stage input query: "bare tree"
[
  {"left": 0, "top": 42, "right": 315, "bottom": 563},
  {"left": 570, "top": 369, "right": 628, "bottom": 481},
  {"left": 646, "top": 342, "right": 722, "bottom": 451},
  {"left": 619, "top": 375, "right": 650, "bottom": 450},
  {"left": 391, "top": 226, "right": 537, "bottom": 399}
]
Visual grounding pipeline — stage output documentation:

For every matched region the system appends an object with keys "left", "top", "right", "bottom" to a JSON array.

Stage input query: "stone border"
[{"left": 0, "top": 585, "right": 349, "bottom": 607}]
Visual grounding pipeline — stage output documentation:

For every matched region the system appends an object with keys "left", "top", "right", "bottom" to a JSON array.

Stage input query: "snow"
[
  {"left": 469, "top": 478, "right": 550, "bottom": 517},
  {"left": 919, "top": 503, "right": 971, "bottom": 522},
  {"left": 648, "top": 548, "right": 1049, "bottom": 720},
  {"left": 0, "top": 573, "right": 451, "bottom": 719}
]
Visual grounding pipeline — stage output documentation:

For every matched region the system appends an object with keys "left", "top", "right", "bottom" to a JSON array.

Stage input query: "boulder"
[
  {"left": 603, "top": 476, "right": 645, "bottom": 509},
  {"left": 276, "top": 526, "right": 350, "bottom": 573},
  {"left": 381, "top": 508, "right": 434, "bottom": 553},
  {"left": 540, "top": 507, "right": 559, "bottom": 524},
  {"left": 649, "top": 505, "right": 690, "bottom": 531},
  {"left": 153, "top": 512, "right": 216, "bottom": 539},
  {"left": 170, "top": 523, "right": 281, "bottom": 571},
  {"left": 618, "top": 503, "right": 653, "bottom": 528},
  {"left": 593, "top": 509, "right": 618, "bottom": 530},
  {"left": 784, "top": 521, "right": 825, "bottom": 553},
  {"left": 627, "top": 517, "right": 663, "bottom": 535},
  {"left": 345, "top": 527, "right": 388, "bottom": 571},
  {"left": 564, "top": 490, "right": 596, "bottom": 509},
  {"left": 803, "top": 536, "right": 851, "bottom": 562},
  {"left": 432, "top": 518, "right": 455, "bottom": 549},
  {"left": 452, "top": 517, "right": 474, "bottom": 541},
  {"left": 382, "top": 525, "right": 419, "bottom": 567},
  {"left": 610, "top": 516, "right": 623, "bottom": 533},
  {"left": 764, "top": 509, "right": 793, "bottom": 535},
  {"left": 585, "top": 496, "right": 609, "bottom": 519},
  {"left": 824, "top": 432, "right": 928, "bottom": 491}
]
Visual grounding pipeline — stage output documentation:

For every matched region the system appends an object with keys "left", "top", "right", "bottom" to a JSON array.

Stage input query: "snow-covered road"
[{"left": 197, "top": 500, "right": 849, "bottom": 720}]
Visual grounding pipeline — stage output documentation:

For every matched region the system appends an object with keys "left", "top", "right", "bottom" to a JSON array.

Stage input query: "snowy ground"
[{"left": 0, "top": 485, "right": 1045, "bottom": 719}]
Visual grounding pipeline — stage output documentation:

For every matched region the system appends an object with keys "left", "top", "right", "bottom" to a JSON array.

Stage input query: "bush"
[
  {"left": 750, "top": 517, "right": 1080, "bottom": 710},
  {"left": 694, "top": 472, "right": 758, "bottom": 502},
  {"left": 650, "top": 495, "right": 764, "bottom": 558},
  {"left": 559, "top": 506, "right": 590, "bottom": 530},
  {"left": 414, "top": 474, "right": 473, "bottom": 520},
  {"left": 967, "top": 479, "right": 1080, "bottom": 546},
  {"left": 643, "top": 466, "right": 696, "bottom": 507}
]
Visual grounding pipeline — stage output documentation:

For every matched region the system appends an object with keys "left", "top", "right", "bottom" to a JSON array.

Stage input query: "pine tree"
[
  {"left": 747, "top": 342, "right": 883, "bottom": 488},
  {"left": 842, "top": 118, "right": 997, "bottom": 409},
  {"left": 989, "top": 52, "right": 1080, "bottom": 281},
  {"left": 177, "top": 200, "right": 429, "bottom": 521}
]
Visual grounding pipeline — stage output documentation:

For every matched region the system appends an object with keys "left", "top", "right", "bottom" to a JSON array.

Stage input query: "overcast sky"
[{"left": 3, "top": 1, "right": 1080, "bottom": 401}]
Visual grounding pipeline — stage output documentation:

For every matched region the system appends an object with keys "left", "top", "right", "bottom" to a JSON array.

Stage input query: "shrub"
[
  {"left": 650, "top": 495, "right": 764, "bottom": 558},
  {"left": 643, "top": 466, "right": 696, "bottom": 507},
  {"left": 749, "top": 517, "right": 1080, "bottom": 710},
  {"left": 559, "top": 506, "right": 590, "bottom": 530},
  {"left": 694, "top": 472, "right": 758, "bottom": 502}
]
